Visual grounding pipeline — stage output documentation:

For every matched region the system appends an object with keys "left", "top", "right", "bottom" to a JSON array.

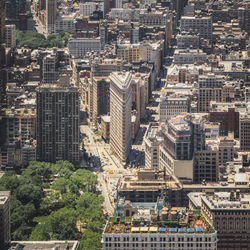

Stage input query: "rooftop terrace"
[{"left": 104, "top": 215, "right": 215, "bottom": 234}]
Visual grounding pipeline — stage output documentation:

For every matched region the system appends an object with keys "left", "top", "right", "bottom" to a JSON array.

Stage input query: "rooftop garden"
[{"left": 105, "top": 215, "right": 215, "bottom": 234}]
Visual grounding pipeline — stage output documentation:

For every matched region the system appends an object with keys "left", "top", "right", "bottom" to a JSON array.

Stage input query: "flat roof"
[
  {"left": 10, "top": 241, "right": 79, "bottom": 250},
  {"left": 104, "top": 215, "right": 215, "bottom": 234},
  {"left": 201, "top": 192, "right": 250, "bottom": 210},
  {"left": 110, "top": 72, "right": 132, "bottom": 90},
  {"left": 0, "top": 191, "right": 10, "bottom": 205},
  {"left": 235, "top": 173, "right": 248, "bottom": 183}
]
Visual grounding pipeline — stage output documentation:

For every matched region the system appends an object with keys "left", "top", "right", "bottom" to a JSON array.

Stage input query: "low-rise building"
[
  {"left": 194, "top": 149, "right": 219, "bottom": 183},
  {"left": 180, "top": 15, "right": 212, "bottom": 41},
  {"left": 159, "top": 95, "right": 190, "bottom": 122},
  {"left": 68, "top": 38, "right": 101, "bottom": 57},
  {"left": 176, "top": 32, "right": 200, "bottom": 49},
  {"left": 79, "top": 2, "right": 104, "bottom": 17},
  {"left": 55, "top": 14, "right": 76, "bottom": 33},
  {"left": 118, "top": 169, "right": 184, "bottom": 205},
  {"left": 144, "top": 123, "right": 162, "bottom": 170},
  {"left": 1, "top": 108, "right": 36, "bottom": 145},
  {"left": 101, "top": 115, "right": 110, "bottom": 141},
  {"left": 174, "top": 49, "right": 207, "bottom": 65}
]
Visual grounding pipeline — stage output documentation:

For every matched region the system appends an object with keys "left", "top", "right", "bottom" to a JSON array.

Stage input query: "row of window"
[{"left": 105, "top": 237, "right": 214, "bottom": 242}]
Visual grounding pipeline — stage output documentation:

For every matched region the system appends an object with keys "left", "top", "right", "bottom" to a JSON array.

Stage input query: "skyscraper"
[
  {"left": 36, "top": 84, "right": 80, "bottom": 163},
  {"left": 5, "top": 0, "right": 26, "bottom": 21},
  {"left": 0, "top": 0, "right": 6, "bottom": 146},
  {"left": 46, "top": 0, "right": 57, "bottom": 34},
  {"left": 39, "top": 0, "right": 46, "bottom": 11},
  {"left": 92, "top": 77, "right": 110, "bottom": 125},
  {"left": 4, "top": 24, "right": 16, "bottom": 48},
  {"left": 0, "top": 191, "right": 10, "bottom": 250},
  {"left": 42, "top": 54, "right": 57, "bottom": 84},
  {"left": 110, "top": 72, "right": 132, "bottom": 162},
  {"left": 0, "top": 0, "right": 5, "bottom": 45}
]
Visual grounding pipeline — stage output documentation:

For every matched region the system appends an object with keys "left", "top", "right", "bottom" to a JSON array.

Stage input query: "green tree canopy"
[
  {"left": 16, "top": 30, "right": 71, "bottom": 49},
  {"left": 0, "top": 161, "right": 104, "bottom": 245},
  {"left": 15, "top": 183, "right": 43, "bottom": 207},
  {"left": 80, "top": 229, "right": 102, "bottom": 250}
]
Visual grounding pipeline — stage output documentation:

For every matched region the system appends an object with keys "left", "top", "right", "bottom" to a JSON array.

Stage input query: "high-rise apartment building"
[
  {"left": 239, "top": 114, "right": 250, "bottom": 151},
  {"left": 42, "top": 54, "right": 57, "bottom": 84},
  {"left": 0, "top": 191, "right": 10, "bottom": 250},
  {"left": 110, "top": 72, "right": 132, "bottom": 162},
  {"left": 5, "top": 0, "right": 26, "bottom": 21},
  {"left": 0, "top": 0, "right": 5, "bottom": 45},
  {"left": 92, "top": 77, "right": 110, "bottom": 125},
  {"left": 36, "top": 84, "right": 80, "bottom": 163},
  {"left": 39, "top": 0, "right": 46, "bottom": 11},
  {"left": 198, "top": 74, "right": 224, "bottom": 112},
  {"left": 4, "top": 24, "right": 16, "bottom": 48},
  {"left": 0, "top": 0, "right": 6, "bottom": 109},
  {"left": 46, "top": 0, "right": 57, "bottom": 34}
]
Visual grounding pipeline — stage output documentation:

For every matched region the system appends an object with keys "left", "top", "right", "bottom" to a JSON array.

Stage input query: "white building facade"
[{"left": 110, "top": 72, "right": 132, "bottom": 162}]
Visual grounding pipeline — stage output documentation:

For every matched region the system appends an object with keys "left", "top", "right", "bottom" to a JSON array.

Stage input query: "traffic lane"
[
  {"left": 134, "top": 127, "right": 147, "bottom": 145},
  {"left": 127, "top": 149, "right": 145, "bottom": 167}
]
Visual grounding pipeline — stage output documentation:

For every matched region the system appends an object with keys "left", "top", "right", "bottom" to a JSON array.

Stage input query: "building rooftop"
[
  {"left": 0, "top": 191, "right": 10, "bottom": 206},
  {"left": 104, "top": 214, "right": 215, "bottom": 234},
  {"left": 1, "top": 108, "right": 36, "bottom": 118},
  {"left": 168, "top": 115, "right": 191, "bottom": 134},
  {"left": 174, "top": 49, "right": 206, "bottom": 54},
  {"left": 101, "top": 115, "right": 110, "bottom": 123},
  {"left": 10, "top": 241, "right": 79, "bottom": 250},
  {"left": 110, "top": 71, "right": 132, "bottom": 90},
  {"left": 201, "top": 192, "right": 250, "bottom": 210},
  {"left": 147, "top": 124, "right": 162, "bottom": 143},
  {"left": 181, "top": 15, "right": 211, "bottom": 19},
  {"left": 36, "top": 84, "right": 78, "bottom": 93},
  {"left": 119, "top": 170, "right": 182, "bottom": 192},
  {"left": 160, "top": 94, "right": 188, "bottom": 103},
  {"left": 210, "top": 101, "right": 247, "bottom": 113}
]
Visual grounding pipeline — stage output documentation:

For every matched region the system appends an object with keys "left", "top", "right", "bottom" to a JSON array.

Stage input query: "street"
[
  {"left": 80, "top": 124, "right": 130, "bottom": 215},
  {"left": 31, "top": 2, "right": 47, "bottom": 35},
  {"left": 78, "top": 68, "right": 165, "bottom": 215}
]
